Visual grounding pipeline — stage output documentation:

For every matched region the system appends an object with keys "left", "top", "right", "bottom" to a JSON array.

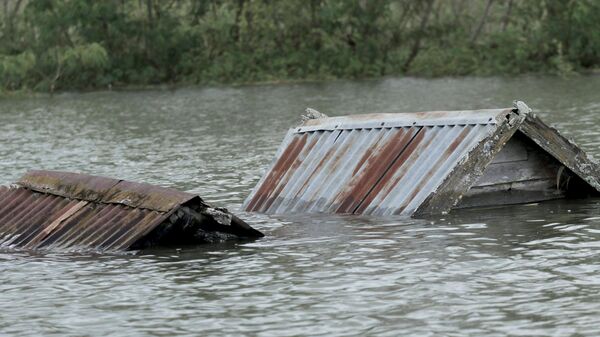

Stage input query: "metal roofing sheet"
[
  {"left": 101, "top": 180, "right": 197, "bottom": 212},
  {"left": 297, "top": 109, "right": 510, "bottom": 132},
  {"left": 18, "top": 170, "right": 119, "bottom": 203},
  {"left": 1, "top": 170, "right": 263, "bottom": 252},
  {"left": 0, "top": 186, "right": 168, "bottom": 252},
  {"left": 244, "top": 108, "right": 512, "bottom": 216},
  {"left": 19, "top": 170, "right": 195, "bottom": 212},
  {"left": 0, "top": 171, "right": 194, "bottom": 252}
]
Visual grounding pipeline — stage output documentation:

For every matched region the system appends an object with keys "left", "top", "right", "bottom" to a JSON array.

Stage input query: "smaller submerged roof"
[
  {"left": 0, "top": 170, "right": 260, "bottom": 252},
  {"left": 243, "top": 102, "right": 600, "bottom": 216}
]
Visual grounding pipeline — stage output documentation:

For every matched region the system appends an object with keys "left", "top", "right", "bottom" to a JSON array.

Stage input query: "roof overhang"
[
  {"left": 17, "top": 170, "right": 197, "bottom": 212},
  {"left": 518, "top": 114, "right": 600, "bottom": 192}
]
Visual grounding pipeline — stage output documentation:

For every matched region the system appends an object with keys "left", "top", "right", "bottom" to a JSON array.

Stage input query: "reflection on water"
[{"left": 1, "top": 76, "right": 600, "bottom": 336}]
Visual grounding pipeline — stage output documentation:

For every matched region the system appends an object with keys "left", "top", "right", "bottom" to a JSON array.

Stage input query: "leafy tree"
[{"left": 0, "top": 0, "right": 598, "bottom": 93}]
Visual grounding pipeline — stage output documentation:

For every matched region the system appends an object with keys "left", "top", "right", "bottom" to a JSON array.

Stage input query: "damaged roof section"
[
  {"left": 0, "top": 170, "right": 263, "bottom": 252},
  {"left": 244, "top": 102, "right": 600, "bottom": 217}
]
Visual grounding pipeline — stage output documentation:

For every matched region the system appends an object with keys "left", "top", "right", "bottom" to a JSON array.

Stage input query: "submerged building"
[
  {"left": 0, "top": 170, "right": 263, "bottom": 252},
  {"left": 244, "top": 102, "right": 600, "bottom": 216}
]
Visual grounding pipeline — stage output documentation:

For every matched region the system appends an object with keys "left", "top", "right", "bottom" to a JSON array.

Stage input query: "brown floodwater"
[{"left": 1, "top": 75, "right": 600, "bottom": 336}]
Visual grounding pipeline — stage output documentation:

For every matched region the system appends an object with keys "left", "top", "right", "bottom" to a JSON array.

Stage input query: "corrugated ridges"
[
  {"left": 298, "top": 109, "right": 508, "bottom": 132},
  {"left": 0, "top": 187, "right": 167, "bottom": 252},
  {"left": 244, "top": 109, "right": 506, "bottom": 216},
  {"left": 357, "top": 124, "right": 494, "bottom": 216}
]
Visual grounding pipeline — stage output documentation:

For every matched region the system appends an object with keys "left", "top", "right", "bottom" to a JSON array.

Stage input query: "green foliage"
[
  {"left": 0, "top": 52, "right": 36, "bottom": 90},
  {"left": 0, "top": 0, "right": 598, "bottom": 92},
  {"left": 63, "top": 43, "right": 109, "bottom": 71}
]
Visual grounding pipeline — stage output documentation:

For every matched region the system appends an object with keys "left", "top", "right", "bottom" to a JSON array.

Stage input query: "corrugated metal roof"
[
  {"left": 244, "top": 108, "right": 523, "bottom": 216},
  {"left": 18, "top": 170, "right": 195, "bottom": 212},
  {"left": 297, "top": 109, "right": 508, "bottom": 132},
  {"left": 0, "top": 170, "right": 263, "bottom": 252},
  {"left": 0, "top": 187, "right": 166, "bottom": 251},
  {"left": 0, "top": 170, "right": 189, "bottom": 252},
  {"left": 0, "top": 171, "right": 263, "bottom": 251}
]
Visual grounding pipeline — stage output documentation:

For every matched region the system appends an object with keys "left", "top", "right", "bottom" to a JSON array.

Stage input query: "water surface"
[{"left": 1, "top": 76, "right": 600, "bottom": 336}]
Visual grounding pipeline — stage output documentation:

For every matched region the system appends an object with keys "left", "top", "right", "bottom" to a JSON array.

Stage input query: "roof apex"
[{"left": 18, "top": 170, "right": 196, "bottom": 212}]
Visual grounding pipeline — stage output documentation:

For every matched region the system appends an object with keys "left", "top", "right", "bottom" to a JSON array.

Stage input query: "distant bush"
[
  {"left": 0, "top": 52, "right": 35, "bottom": 90},
  {"left": 0, "top": 0, "right": 598, "bottom": 92}
]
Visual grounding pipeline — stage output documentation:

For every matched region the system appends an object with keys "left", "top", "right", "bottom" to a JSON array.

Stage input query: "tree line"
[{"left": 0, "top": 0, "right": 598, "bottom": 93}]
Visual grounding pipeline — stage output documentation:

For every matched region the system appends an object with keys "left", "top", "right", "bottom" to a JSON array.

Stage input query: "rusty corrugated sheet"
[
  {"left": 243, "top": 108, "right": 515, "bottom": 216},
  {"left": 19, "top": 170, "right": 194, "bottom": 212},
  {"left": 0, "top": 170, "right": 192, "bottom": 252}
]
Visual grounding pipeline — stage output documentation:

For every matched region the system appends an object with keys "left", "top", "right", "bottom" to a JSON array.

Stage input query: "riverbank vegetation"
[{"left": 1, "top": 0, "right": 598, "bottom": 93}]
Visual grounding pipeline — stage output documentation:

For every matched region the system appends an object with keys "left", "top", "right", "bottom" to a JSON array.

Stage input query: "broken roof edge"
[
  {"left": 519, "top": 113, "right": 600, "bottom": 193},
  {"left": 17, "top": 170, "right": 197, "bottom": 212}
]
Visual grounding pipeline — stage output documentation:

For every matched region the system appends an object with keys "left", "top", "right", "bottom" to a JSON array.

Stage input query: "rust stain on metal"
[
  {"left": 392, "top": 125, "right": 473, "bottom": 215},
  {"left": 0, "top": 170, "right": 263, "bottom": 252},
  {"left": 296, "top": 133, "right": 343, "bottom": 198},
  {"left": 246, "top": 133, "right": 309, "bottom": 211},
  {"left": 335, "top": 127, "right": 421, "bottom": 213},
  {"left": 300, "top": 130, "right": 362, "bottom": 211},
  {"left": 24, "top": 200, "right": 89, "bottom": 248},
  {"left": 0, "top": 187, "right": 169, "bottom": 252},
  {"left": 260, "top": 133, "right": 321, "bottom": 212},
  {"left": 352, "top": 127, "right": 431, "bottom": 214},
  {"left": 244, "top": 102, "right": 600, "bottom": 216},
  {"left": 19, "top": 170, "right": 194, "bottom": 212},
  {"left": 244, "top": 114, "right": 496, "bottom": 216}
]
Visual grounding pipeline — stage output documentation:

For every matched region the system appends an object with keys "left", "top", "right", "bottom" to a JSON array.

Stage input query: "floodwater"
[{"left": 1, "top": 76, "right": 600, "bottom": 336}]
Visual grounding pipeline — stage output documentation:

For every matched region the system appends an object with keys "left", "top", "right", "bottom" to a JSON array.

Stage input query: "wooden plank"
[
  {"left": 474, "top": 161, "right": 560, "bottom": 187},
  {"left": 490, "top": 136, "right": 528, "bottom": 164},
  {"left": 415, "top": 107, "right": 527, "bottom": 216},
  {"left": 458, "top": 179, "right": 565, "bottom": 209},
  {"left": 22, "top": 200, "right": 89, "bottom": 249},
  {"left": 472, "top": 136, "right": 563, "bottom": 187},
  {"left": 519, "top": 114, "right": 600, "bottom": 192}
]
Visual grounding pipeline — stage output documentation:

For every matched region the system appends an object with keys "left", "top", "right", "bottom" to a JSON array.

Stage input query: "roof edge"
[
  {"left": 296, "top": 108, "right": 514, "bottom": 133},
  {"left": 518, "top": 114, "right": 600, "bottom": 192},
  {"left": 17, "top": 170, "right": 196, "bottom": 212},
  {"left": 17, "top": 170, "right": 119, "bottom": 203}
]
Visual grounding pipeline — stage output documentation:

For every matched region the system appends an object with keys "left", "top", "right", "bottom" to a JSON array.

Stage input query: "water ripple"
[{"left": 1, "top": 76, "right": 600, "bottom": 336}]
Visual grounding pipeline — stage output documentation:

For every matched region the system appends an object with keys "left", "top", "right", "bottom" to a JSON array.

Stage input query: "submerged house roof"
[
  {"left": 243, "top": 102, "right": 600, "bottom": 216},
  {"left": 0, "top": 170, "right": 262, "bottom": 252}
]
